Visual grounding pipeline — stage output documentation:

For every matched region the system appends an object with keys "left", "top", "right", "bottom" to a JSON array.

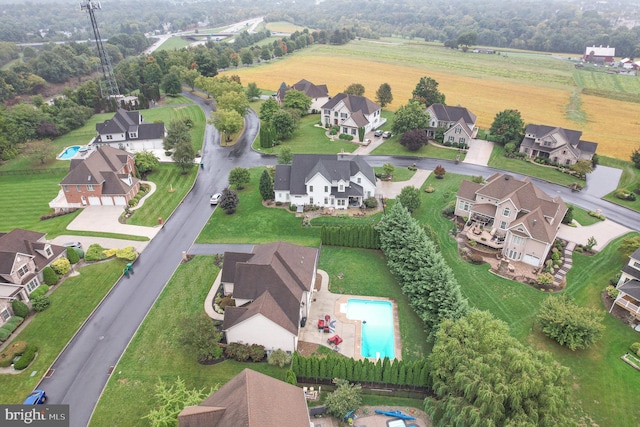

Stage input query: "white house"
[
  {"left": 274, "top": 154, "right": 376, "bottom": 210},
  {"left": 611, "top": 247, "right": 640, "bottom": 320},
  {"left": 321, "top": 93, "right": 382, "bottom": 137},
  {"left": 221, "top": 242, "right": 319, "bottom": 353},
  {"left": 276, "top": 79, "right": 330, "bottom": 114},
  {"left": 90, "top": 109, "right": 166, "bottom": 150}
]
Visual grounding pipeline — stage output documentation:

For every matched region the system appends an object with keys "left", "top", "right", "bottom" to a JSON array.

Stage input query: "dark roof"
[
  {"left": 619, "top": 280, "right": 640, "bottom": 300},
  {"left": 0, "top": 229, "right": 66, "bottom": 276},
  {"left": 622, "top": 264, "right": 640, "bottom": 281},
  {"left": 178, "top": 369, "right": 310, "bottom": 427},
  {"left": 631, "top": 247, "right": 640, "bottom": 261},
  {"left": 321, "top": 93, "right": 380, "bottom": 115},
  {"left": 428, "top": 103, "right": 477, "bottom": 125},
  {"left": 223, "top": 290, "right": 298, "bottom": 334},
  {"left": 577, "top": 140, "right": 598, "bottom": 155},
  {"left": 274, "top": 154, "right": 375, "bottom": 195},
  {"left": 291, "top": 79, "right": 329, "bottom": 98},
  {"left": 522, "top": 124, "right": 598, "bottom": 158},
  {"left": 525, "top": 124, "right": 582, "bottom": 146},
  {"left": 95, "top": 109, "right": 164, "bottom": 142}
]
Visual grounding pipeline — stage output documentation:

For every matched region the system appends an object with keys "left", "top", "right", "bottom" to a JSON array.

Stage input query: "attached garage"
[
  {"left": 522, "top": 254, "right": 540, "bottom": 267},
  {"left": 101, "top": 196, "right": 114, "bottom": 206},
  {"left": 113, "top": 196, "right": 126, "bottom": 206},
  {"left": 88, "top": 196, "right": 101, "bottom": 205}
]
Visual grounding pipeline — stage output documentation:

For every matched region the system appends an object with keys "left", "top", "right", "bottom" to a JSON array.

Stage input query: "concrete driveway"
[
  {"left": 557, "top": 219, "right": 633, "bottom": 251},
  {"left": 65, "top": 206, "right": 161, "bottom": 239},
  {"left": 376, "top": 169, "right": 431, "bottom": 199},
  {"left": 463, "top": 138, "right": 493, "bottom": 166}
]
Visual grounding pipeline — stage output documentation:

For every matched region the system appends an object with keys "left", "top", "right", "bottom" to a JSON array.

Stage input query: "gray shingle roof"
[
  {"left": 428, "top": 103, "right": 477, "bottom": 125},
  {"left": 321, "top": 93, "right": 380, "bottom": 115},
  {"left": 95, "top": 109, "right": 164, "bottom": 142},
  {"left": 619, "top": 280, "right": 640, "bottom": 300}
]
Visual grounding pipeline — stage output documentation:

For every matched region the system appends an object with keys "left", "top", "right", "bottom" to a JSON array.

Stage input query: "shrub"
[
  {"left": 13, "top": 344, "right": 38, "bottom": 370},
  {"left": 434, "top": 164, "right": 446, "bottom": 178},
  {"left": 615, "top": 189, "right": 636, "bottom": 201},
  {"left": 574, "top": 245, "right": 583, "bottom": 253},
  {"left": 85, "top": 244, "right": 107, "bottom": 261},
  {"left": 51, "top": 257, "right": 71, "bottom": 275},
  {"left": 363, "top": 197, "right": 378, "bottom": 208},
  {"left": 249, "top": 344, "right": 266, "bottom": 362},
  {"left": 66, "top": 247, "right": 80, "bottom": 264},
  {"left": 32, "top": 295, "right": 51, "bottom": 312},
  {"left": 42, "top": 266, "right": 59, "bottom": 286},
  {"left": 469, "top": 254, "right": 485, "bottom": 264},
  {"left": 0, "top": 329, "right": 9, "bottom": 342},
  {"left": 103, "top": 248, "right": 118, "bottom": 258},
  {"left": 225, "top": 342, "right": 251, "bottom": 362},
  {"left": 116, "top": 246, "right": 138, "bottom": 262},
  {"left": 467, "top": 240, "right": 477, "bottom": 247},
  {"left": 441, "top": 203, "right": 455, "bottom": 217},
  {"left": 11, "top": 300, "right": 29, "bottom": 318},
  {"left": 289, "top": 204, "right": 297, "bottom": 212},
  {"left": 338, "top": 133, "right": 354, "bottom": 141},
  {"left": 606, "top": 285, "right": 619, "bottom": 299},
  {"left": 267, "top": 349, "right": 292, "bottom": 367},
  {"left": 29, "top": 285, "right": 49, "bottom": 300},
  {"left": 537, "top": 272, "right": 554, "bottom": 286},
  {"left": 551, "top": 251, "right": 561, "bottom": 261},
  {"left": 504, "top": 142, "right": 516, "bottom": 154},
  {"left": 0, "top": 341, "right": 27, "bottom": 366},
  {"left": 424, "top": 186, "right": 435, "bottom": 193},
  {"left": 630, "top": 342, "right": 640, "bottom": 357}
]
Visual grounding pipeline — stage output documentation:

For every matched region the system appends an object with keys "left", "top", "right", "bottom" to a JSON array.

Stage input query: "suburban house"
[
  {"left": 425, "top": 103, "right": 477, "bottom": 143},
  {"left": 0, "top": 228, "right": 67, "bottom": 324},
  {"left": 583, "top": 45, "right": 615, "bottom": 63},
  {"left": 455, "top": 173, "right": 568, "bottom": 268},
  {"left": 276, "top": 79, "right": 330, "bottom": 114},
  {"left": 49, "top": 146, "right": 140, "bottom": 212},
  {"left": 321, "top": 93, "right": 382, "bottom": 136},
  {"left": 611, "top": 248, "right": 640, "bottom": 320},
  {"left": 221, "top": 242, "right": 319, "bottom": 353},
  {"left": 91, "top": 108, "right": 166, "bottom": 150},
  {"left": 178, "top": 369, "right": 312, "bottom": 427},
  {"left": 519, "top": 124, "right": 598, "bottom": 166},
  {"left": 274, "top": 154, "right": 376, "bottom": 210}
]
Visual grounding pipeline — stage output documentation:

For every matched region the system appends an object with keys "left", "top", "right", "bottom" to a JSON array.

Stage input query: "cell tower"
[{"left": 81, "top": 0, "right": 120, "bottom": 98}]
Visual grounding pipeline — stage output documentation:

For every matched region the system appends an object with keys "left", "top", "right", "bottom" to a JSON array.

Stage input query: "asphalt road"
[{"left": 36, "top": 96, "right": 640, "bottom": 427}]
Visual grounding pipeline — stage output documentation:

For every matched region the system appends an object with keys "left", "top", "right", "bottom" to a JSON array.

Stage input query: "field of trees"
[{"left": 222, "top": 37, "right": 640, "bottom": 160}]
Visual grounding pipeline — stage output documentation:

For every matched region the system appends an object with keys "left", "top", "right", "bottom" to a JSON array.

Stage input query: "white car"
[{"left": 210, "top": 193, "right": 221, "bottom": 205}]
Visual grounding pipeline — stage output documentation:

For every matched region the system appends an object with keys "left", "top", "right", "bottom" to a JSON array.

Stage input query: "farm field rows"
[{"left": 221, "top": 39, "right": 639, "bottom": 159}]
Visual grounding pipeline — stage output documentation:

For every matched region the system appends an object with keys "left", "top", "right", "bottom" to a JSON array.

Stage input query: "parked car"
[
  {"left": 374, "top": 129, "right": 383, "bottom": 137},
  {"left": 23, "top": 390, "right": 46, "bottom": 405},
  {"left": 210, "top": 193, "right": 221, "bottom": 205},
  {"left": 382, "top": 131, "right": 392, "bottom": 138},
  {"left": 63, "top": 241, "right": 82, "bottom": 249}
]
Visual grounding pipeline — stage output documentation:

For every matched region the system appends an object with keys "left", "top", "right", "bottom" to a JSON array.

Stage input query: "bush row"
[
  {"left": 85, "top": 244, "right": 138, "bottom": 262},
  {"left": 224, "top": 342, "right": 266, "bottom": 362},
  {"left": 338, "top": 133, "right": 354, "bottom": 141},
  {"left": 441, "top": 140, "right": 469, "bottom": 149},
  {"left": 13, "top": 344, "right": 38, "bottom": 370},
  {"left": 320, "top": 225, "right": 380, "bottom": 249},
  {"left": 0, "top": 316, "right": 24, "bottom": 342},
  {"left": 29, "top": 284, "right": 49, "bottom": 300},
  {"left": 40, "top": 209, "right": 79, "bottom": 221}
]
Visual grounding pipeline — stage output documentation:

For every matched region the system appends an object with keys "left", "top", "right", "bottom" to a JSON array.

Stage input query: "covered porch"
[
  {"left": 463, "top": 210, "right": 505, "bottom": 249},
  {"left": 611, "top": 282, "right": 640, "bottom": 320}
]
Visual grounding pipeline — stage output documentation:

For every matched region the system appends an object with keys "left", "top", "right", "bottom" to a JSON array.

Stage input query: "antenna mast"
[{"left": 81, "top": 0, "right": 120, "bottom": 98}]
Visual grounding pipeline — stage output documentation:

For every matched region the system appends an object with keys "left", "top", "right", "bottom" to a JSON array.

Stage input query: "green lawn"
[
  {"left": 488, "top": 144, "right": 585, "bottom": 187},
  {"left": 600, "top": 155, "right": 640, "bottom": 213},
  {"left": 196, "top": 168, "right": 321, "bottom": 246},
  {"left": 90, "top": 256, "right": 288, "bottom": 427},
  {"left": 126, "top": 163, "right": 198, "bottom": 226},
  {"left": 571, "top": 205, "right": 603, "bottom": 226},
  {"left": 318, "top": 246, "right": 430, "bottom": 360},
  {"left": 373, "top": 166, "right": 416, "bottom": 182},
  {"left": 372, "top": 139, "right": 467, "bottom": 161},
  {"left": 251, "top": 115, "right": 358, "bottom": 155},
  {"left": 156, "top": 36, "right": 191, "bottom": 51},
  {"left": 0, "top": 260, "right": 125, "bottom": 404}
]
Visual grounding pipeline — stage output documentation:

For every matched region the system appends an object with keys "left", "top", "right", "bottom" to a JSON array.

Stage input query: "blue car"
[{"left": 23, "top": 390, "right": 46, "bottom": 405}]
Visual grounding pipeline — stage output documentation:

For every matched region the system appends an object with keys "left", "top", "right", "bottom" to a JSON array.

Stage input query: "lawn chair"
[{"left": 317, "top": 319, "right": 325, "bottom": 331}]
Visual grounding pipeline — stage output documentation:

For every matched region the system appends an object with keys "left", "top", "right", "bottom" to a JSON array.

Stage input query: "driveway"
[
  {"left": 376, "top": 169, "right": 432, "bottom": 199},
  {"left": 65, "top": 206, "right": 161, "bottom": 239},
  {"left": 463, "top": 138, "right": 493, "bottom": 166},
  {"left": 584, "top": 165, "right": 622, "bottom": 197},
  {"left": 51, "top": 235, "right": 151, "bottom": 253},
  {"left": 557, "top": 219, "right": 633, "bottom": 251}
]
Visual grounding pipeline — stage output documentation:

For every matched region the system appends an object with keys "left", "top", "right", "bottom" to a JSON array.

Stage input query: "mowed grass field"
[{"left": 220, "top": 39, "right": 640, "bottom": 159}]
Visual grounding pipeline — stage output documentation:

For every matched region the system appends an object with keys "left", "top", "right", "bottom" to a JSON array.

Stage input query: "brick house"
[
  {"left": 519, "top": 124, "right": 598, "bottom": 166},
  {"left": 0, "top": 228, "right": 67, "bottom": 324},
  {"left": 50, "top": 146, "right": 140, "bottom": 211}
]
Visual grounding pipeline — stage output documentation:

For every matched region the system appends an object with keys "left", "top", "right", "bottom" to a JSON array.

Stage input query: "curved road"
[{"left": 37, "top": 96, "right": 639, "bottom": 427}]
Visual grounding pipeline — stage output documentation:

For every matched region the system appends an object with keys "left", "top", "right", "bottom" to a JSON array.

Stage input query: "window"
[
  {"left": 543, "top": 140, "right": 551, "bottom": 147},
  {"left": 341, "top": 113, "right": 347, "bottom": 118},
  {"left": 324, "top": 186, "right": 328, "bottom": 192},
  {"left": 458, "top": 201, "right": 470, "bottom": 211},
  {"left": 129, "top": 132, "right": 137, "bottom": 138},
  {"left": 460, "top": 137, "right": 465, "bottom": 143},
  {"left": 26, "top": 278, "right": 39, "bottom": 293},
  {"left": 448, "top": 136, "right": 455, "bottom": 142},
  {"left": 503, "top": 207, "right": 511, "bottom": 217},
  {"left": 87, "top": 184, "right": 94, "bottom": 191},
  {"left": 337, "top": 200, "right": 345, "bottom": 206},
  {"left": 324, "top": 197, "right": 328, "bottom": 204},
  {"left": 106, "top": 135, "right": 113, "bottom": 140},
  {"left": 324, "top": 109, "right": 330, "bottom": 115},
  {"left": 455, "top": 127, "right": 461, "bottom": 134},
  {"left": 565, "top": 159, "right": 571, "bottom": 165},
  {"left": 309, "top": 185, "right": 313, "bottom": 192},
  {"left": 357, "top": 177, "right": 361, "bottom": 184},
  {"left": 524, "top": 148, "right": 529, "bottom": 154},
  {"left": 351, "top": 128, "right": 356, "bottom": 135},
  {"left": 499, "top": 221, "right": 507, "bottom": 229},
  {"left": 63, "top": 185, "right": 69, "bottom": 192},
  {"left": 334, "top": 111, "right": 338, "bottom": 117},
  {"left": 339, "top": 184, "right": 344, "bottom": 192},
  {"left": 17, "top": 265, "right": 28, "bottom": 278},
  {"left": 553, "top": 157, "right": 558, "bottom": 163},
  {"left": 76, "top": 185, "right": 82, "bottom": 192},
  {"left": 0, "top": 308, "right": 10, "bottom": 321},
  {"left": 309, "top": 197, "right": 314, "bottom": 204},
  {"left": 286, "top": 194, "right": 290, "bottom": 201},
  {"left": 562, "top": 150, "right": 567, "bottom": 155},
  {"left": 343, "top": 127, "right": 348, "bottom": 133},
  {"left": 513, "top": 235, "right": 522, "bottom": 245},
  {"left": 45, "top": 246, "right": 52, "bottom": 257},
  {"left": 633, "top": 261, "right": 640, "bottom": 269}
]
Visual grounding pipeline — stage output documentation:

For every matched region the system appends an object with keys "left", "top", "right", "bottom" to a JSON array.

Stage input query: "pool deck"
[{"left": 299, "top": 270, "right": 402, "bottom": 361}]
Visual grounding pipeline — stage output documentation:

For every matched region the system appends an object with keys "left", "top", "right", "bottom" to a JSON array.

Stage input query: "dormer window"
[
  {"left": 17, "top": 264, "right": 28, "bottom": 278},
  {"left": 339, "top": 184, "right": 344, "bottom": 192},
  {"left": 45, "top": 246, "right": 52, "bottom": 257}
]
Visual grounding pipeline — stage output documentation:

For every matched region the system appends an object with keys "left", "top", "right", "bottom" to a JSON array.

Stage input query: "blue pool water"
[
  {"left": 346, "top": 299, "right": 395, "bottom": 359},
  {"left": 59, "top": 145, "right": 81, "bottom": 159}
]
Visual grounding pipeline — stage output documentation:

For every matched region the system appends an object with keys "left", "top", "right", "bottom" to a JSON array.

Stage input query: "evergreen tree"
[{"left": 259, "top": 169, "right": 274, "bottom": 200}]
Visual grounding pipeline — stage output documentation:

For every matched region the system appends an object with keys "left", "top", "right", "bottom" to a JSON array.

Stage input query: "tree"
[
  {"left": 397, "top": 186, "right": 421, "bottom": 212},
  {"left": 412, "top": 76, "right": 445, "bottom": 106},
  {"left": 259, "top": 97, "right": 280, "bottom": 122},
  {"left": 180, "top": 68, "right": 200, "bottom": 91},
  {"left": 144, "top": 377, "right": 217, "bottom": 427},
  {"left": 278, "top": 146, "right": 293, "bottom": 164},
  {"left": 229, "top": 167, "right": 250, "bottom": 190},
  {"left": 457, "top": 32, "right": 478, "bottom": 51},
  {"left": 489, "top": 109, "right": 525, "bottom": 145},
  {"left": 161, "top": 72, "right": 182, "bottom": 96},
  {"left": 246, "top": 82, "right": 261, "bottom": 100},
  {"left": 426, "top": 310, "right": 575, "bottom": 427},
  {"left": 24, "top": 139, "right": 55, "bottom": 164},
  {"left": 620, "top": 236, "right": 640, "bottom": 257},
  {"left": 172, "top": 140, "right": 196, "bottom": 174},
  {"left": 179, "top": 313, "right": 223, "bottom": 362},
  {"left": 399, "top": 129, "right": 428, "bottom": 151},
  {"left": 562, "top": 204, "right": 574, "bottom": 224},
  {"left": 259, "top": 169, "right": 274, "bottom": 200},
  {"left": 382, "top": 162, "right": 395, "bottom": 178},
  {"left": 211, "top": 109, "right": 243, "bottom": 143},
  {"left": 537, "top": 294, "right": 604, "bottom": 351},
  {"left": 219, "top": 188, "right": 239, "bottom": 214},
  {"left": 283, "top": 89, "right": 312, "bottom": 115},
  {"left": 571, "top": 159, "right": 594, "bottom": 176},
  {"left": 375, "top": 83, "right": 393, "bottom": 108},
  {"left": 344, "top": 83, "right": 365, "bottom": 96},
  {"left": 391, "top": 100, "right": 430, "bottom": 136},
  {"left": 217, "top": 90, "right": 249, "bottom": 117},
  {"left": 631, "top": 147, "right": 640, "bottom": 169},
  {"left": 163, "top": 119, "right": 191, "bottom": 151},
  {"left": 135, "top": 151, "right": 160, "bottom": 177},
  {"left": 585, "top": 236, "right": 598, "bottom": 252},
  {"left": 324, "top": 378, "right": 362, "bottom": 419},
  {"left": 271, "top": 109, "right": 297, "bottom": 140}
]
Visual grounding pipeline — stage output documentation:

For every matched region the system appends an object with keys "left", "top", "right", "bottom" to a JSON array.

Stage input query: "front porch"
[{"left": 612, "top": 294, "right": 640, "bottom": 320}]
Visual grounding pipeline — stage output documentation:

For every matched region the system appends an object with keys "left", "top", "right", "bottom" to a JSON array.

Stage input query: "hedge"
[
  {"left": 29, "top": 284, "right": 49, "bottom": 300},
  {"left": 0, "top": 316, "right": 24, "bottom": 342},
  {"left": 320, "top": 225, "right": 380, "bottom": 249},
  {"left": 13, "top": 344, "right": 38, "bottom": 370},
  {"left": 85, "top": 244, "right": 108, "bottom": 261}
]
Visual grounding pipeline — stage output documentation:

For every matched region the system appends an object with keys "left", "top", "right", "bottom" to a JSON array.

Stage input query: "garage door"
[
  {"left": 88, "top": 196, "right": 101, "bottom": 205},
  {"left": 101, "top": 196, "right": 114, "bottom": 206},
  {"left": 522, "top": 254, "right": 540, "bottom": 267},
  {"left": 113, "top": 196, "right": 126, "bottom": 206}
]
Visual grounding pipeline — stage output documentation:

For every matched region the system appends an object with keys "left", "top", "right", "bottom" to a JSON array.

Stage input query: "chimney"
[{"left": 532, "top": 219, "right": 537, "bottom": 227}]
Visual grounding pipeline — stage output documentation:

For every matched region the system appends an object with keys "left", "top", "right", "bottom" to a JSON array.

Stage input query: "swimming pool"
[
  {"left": 346, "top": 299, "right": 395, "bottom": 359},
  {"left": 59, "top": 145, "right": 81, "bottom": 159}
]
